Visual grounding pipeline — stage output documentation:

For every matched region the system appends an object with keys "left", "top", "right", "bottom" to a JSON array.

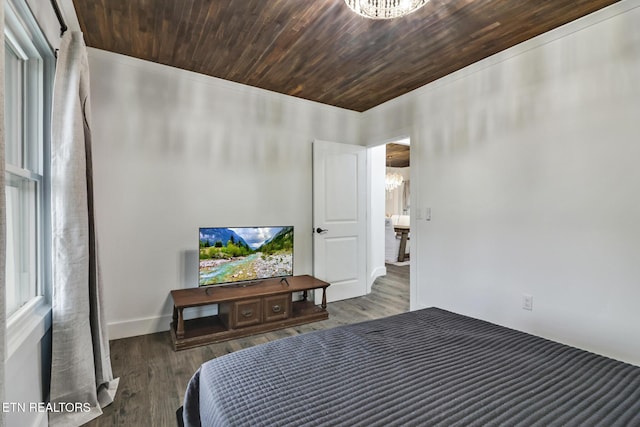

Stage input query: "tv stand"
[{"left": 170, "top": 275, "right": 329, "bottom": 350}]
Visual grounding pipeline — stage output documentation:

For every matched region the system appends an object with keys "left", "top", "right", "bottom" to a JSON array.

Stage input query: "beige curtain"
[
  {"left": 0, "top": 1, "right": 7, "bottom": 426},
  {"left": 49, "top": 31, "right": 118, "bottom": 426},
  {"left": 402, "top": 180, "right": 410, "bottom": 214}
]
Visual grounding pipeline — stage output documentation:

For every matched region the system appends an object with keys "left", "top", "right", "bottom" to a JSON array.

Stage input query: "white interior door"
[{"left": 313, "top": 140, "right": 367, "bottom": 303}]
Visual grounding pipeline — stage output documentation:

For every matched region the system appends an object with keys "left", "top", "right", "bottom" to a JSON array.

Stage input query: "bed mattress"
[{"left": 183, "top": 307, "right": 640, "bottom": 426}]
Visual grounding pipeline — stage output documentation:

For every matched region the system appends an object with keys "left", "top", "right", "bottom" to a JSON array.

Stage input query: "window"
[{"left": 4, "top": 0, "right": 53, "bottom": 319}]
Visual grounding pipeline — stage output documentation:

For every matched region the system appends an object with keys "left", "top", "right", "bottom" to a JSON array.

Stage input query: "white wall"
[
  {"left": 4, "top": 320, "right": 50, "bottom": 427},
  {"left": 87, "top": 49, "right": 361, "bottom": 338},
  {"left": 363, "top": 0, "right": 640, "bottom": 366}
]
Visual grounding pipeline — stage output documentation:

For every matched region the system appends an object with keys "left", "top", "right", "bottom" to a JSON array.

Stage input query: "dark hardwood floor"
[{"left": 84, "top": 264, "right": 409, "bottom": 427}]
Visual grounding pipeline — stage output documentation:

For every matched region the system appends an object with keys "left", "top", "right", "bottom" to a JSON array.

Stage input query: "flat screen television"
[{"left": 199, "top": 226, "right": 293, "bottom": 287}]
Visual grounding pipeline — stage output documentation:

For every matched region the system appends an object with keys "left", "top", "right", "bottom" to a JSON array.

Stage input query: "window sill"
[{"left": 5, "top": 296, "right": 51, "bottom": 361}]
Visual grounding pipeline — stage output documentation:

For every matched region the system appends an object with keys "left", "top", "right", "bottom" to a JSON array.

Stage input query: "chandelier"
[
  {"left": 385, "top": 172, "right": 404, "bottom": 192},
  {"left": 345, "top": 0, "right": 429, "bottom": 19}
]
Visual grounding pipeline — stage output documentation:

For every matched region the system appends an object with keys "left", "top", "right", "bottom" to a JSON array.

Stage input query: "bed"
[{"left": 182, "top": 307, "right": 640, "bottom": 426}]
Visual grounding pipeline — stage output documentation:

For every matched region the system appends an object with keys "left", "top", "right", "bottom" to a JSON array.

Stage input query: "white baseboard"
[
  {"left": 410, "top": 301, "right": 428, "bottom": 312},
  {"left": 371, "top": 265, "right": 387, "bottom": 281},
  {"left": 108, "top": 314, "right": 172, "bottom": 340},
  {"left": 107, "top": 304, "right": 220, "bottom": 340},
  {"left": 368, "top": 266, "right": 387, "bottom": 293}
]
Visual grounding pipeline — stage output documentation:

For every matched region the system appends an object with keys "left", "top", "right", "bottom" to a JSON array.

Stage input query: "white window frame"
[{"left": 4, "top": 0, "right": 54, "bottom": 358}]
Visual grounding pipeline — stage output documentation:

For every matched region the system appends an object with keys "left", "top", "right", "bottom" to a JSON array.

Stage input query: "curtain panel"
[
  {"left": 49, "top": 31, "right": 118, "bottom": 427},
  {"left": 402, "top": 180, "right": 410, "bottom": 214}
]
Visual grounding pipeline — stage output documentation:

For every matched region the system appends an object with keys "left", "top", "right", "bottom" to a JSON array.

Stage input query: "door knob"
[{"left": 316, "top": 227, "right": 328, "bottom": 234}]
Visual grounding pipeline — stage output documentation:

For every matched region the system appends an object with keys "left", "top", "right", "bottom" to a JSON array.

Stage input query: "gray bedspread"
[{"left": 183, "top": 307, "right": 640, "bottom": 426}]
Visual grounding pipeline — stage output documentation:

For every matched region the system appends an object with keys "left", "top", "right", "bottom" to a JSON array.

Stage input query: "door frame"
[{"left": 365, "top": 135, "right": 416, "bottom": 310}]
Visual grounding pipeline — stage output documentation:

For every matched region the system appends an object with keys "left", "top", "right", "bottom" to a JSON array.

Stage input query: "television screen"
[{"left": 199, "top": 226, "right": 294, "bottom": 286}]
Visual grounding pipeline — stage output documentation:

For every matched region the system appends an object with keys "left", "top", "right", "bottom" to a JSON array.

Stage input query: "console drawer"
[
  {"left": 232, "top": 299, "right": 262, "bottom": 328},
  {"left": 263, "top": 295, "right": 290, "bottom": 323}
]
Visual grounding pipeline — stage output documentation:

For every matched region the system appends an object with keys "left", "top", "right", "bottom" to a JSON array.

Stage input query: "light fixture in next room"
[{"left": 385, "top": 172, "right": 404, "bottom": 192}]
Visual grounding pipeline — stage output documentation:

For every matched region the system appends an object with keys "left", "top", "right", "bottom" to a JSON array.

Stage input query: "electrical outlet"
[{"left": 522, "top": 294, "right": 533, "bottom": 311}]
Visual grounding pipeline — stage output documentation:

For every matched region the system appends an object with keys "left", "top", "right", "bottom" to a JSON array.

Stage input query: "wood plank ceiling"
[
  {"left": 386, "top": 143, "right": 410, "bottom": 168},
  {"left": 73, "top": 0, "right": 620, "bottom": 112}
]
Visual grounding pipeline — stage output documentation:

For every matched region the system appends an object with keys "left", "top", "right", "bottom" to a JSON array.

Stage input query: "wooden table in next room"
[{"left": 394, "top": 225, "right": 410, "bottom": 262}]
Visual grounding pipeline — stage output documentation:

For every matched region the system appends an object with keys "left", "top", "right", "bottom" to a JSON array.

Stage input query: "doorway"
[{"left": 367, "top": 138, "right": 411, "bottom": 309}]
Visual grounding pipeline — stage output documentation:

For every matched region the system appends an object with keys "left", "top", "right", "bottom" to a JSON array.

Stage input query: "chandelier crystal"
[
  {"left": 345, "top": 0, "right": 429, "bottom": 19},
  {"left": 385, "top": 172, "right": 404, "bottom": 192}
]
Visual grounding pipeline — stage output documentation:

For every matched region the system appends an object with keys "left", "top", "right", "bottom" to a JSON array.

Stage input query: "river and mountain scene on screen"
[{"left": 199, "top": 226, "right": 293, "bottom": 286}]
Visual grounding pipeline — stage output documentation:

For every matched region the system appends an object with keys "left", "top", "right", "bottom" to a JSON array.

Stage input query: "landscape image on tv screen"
[{"left": 199, "top": 226, "right": 293, "bottom": 286}]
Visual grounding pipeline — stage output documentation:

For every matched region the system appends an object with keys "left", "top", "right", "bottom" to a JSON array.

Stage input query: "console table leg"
[
  {"left": 321, "top": 288, "right": 327, "bottom": 310},
  {"left": 176, "top": 308, "right": 185, "bottom": 339},
  {"left": 302, "top": 290, "right": 308, "bottom": 301}
]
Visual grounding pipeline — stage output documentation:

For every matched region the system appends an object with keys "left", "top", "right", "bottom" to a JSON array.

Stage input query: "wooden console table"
[
  {"left": 394, "top": 224, "right": 410, "bottom": 262},
  {"left": 170, "top": 275, "right": 329, "bottom": 350}
]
